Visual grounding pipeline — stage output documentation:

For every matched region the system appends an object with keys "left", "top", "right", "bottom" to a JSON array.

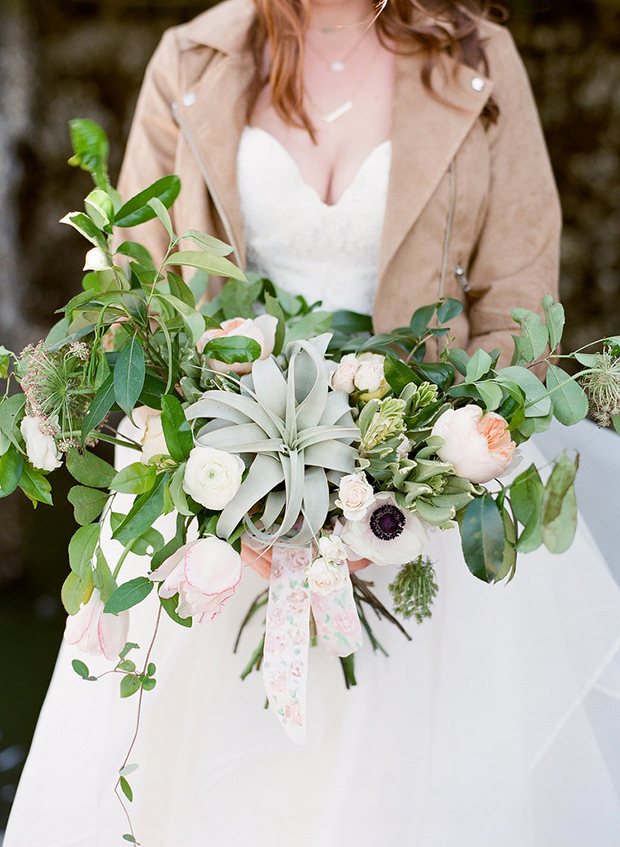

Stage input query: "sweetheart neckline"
[{"left": 242, "top": 126, "right": 392, "bottom": 209}]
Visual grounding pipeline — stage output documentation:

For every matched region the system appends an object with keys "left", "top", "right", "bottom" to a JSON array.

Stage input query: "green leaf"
[
  {"left": 465, "top": 348, "right": 493, "bottom": 384},
  {"left": 66, "top": 448, "right": 116, "bottom": 488},
  {"left": 0, "top": 345, "right": 12, "bottom": 379},
  {"left": 541, "top": 481, "right": 578, "bottom": 554},
  {"left": 68, "top": 119, "right": 109, "bottom": 185},
  {"left": 496, "top": 367, "right": 551, "bottom": 418},
  {"left": 409, "top": 303, "right": 436, "bottom": 336},
  {"left": 510, "top": 308, "right": 549, "bottom": 363},
  {"left": 461, "top": 494, "right": 506, "bottom": 583},
  {"left": 284, "top": 311, "right": 332, "bottom": 345},
  {"left": 120, "top": 675, "right": 141, "bottom": 699},
  {"left": 574, "top": 352, "right": 600, "bottom": 367},
  {"left": 130, "top": 527, "right": 165, "bottom": 556},
  {"left": 436, "top": 298, "right": 464, "bottom": 325},
  {"left": 110, "top": 463, "right": 156, "bottom": 495},
  {"left": 141, "top": 676, "right": 157, "bottom": 691},
  {"left": 147, "top": 662, "right": 156, "bottom": 677},
  {"left": 542, "top": 294, "right": 565, "bottom": 351},
  {"left": 113, "top": 474, "right": 167, "bottom": 544},
  {"left": 541, "top": 454, "right": 578, "bottom": 525},
  {"left": 93, "top": 548, "right": 117, "bottom": 604},
  {"left": 118, "top": 659, "right": 136, "bottom": 672},
  {"left": 122, "top": 835, "right": 138, "bottom": 843},
  {"left": 119, "top": 642, "right": 140, "bottom": 660},
  {"left": 160, "top": 593, "right": 192, "bottom": 627},
  {"left": 384, "top": 354, "right": 420, "bottom": 394},
  {"left": 161, "top": 394, "right": 193, "bottom": 462},
  {"left": 446, "top": 348, "right": 469, "bottom": 376},
  {"left": 19, "top": 465, "right": 53, "bottom": 506},
  {"left": 546, "top": 364, "right": 589, "bottom": 426},
  {"left": 329, "top": 310, "right": 373, "bottom": 335},
  {"left": 115, "top": 240, "right": 156, "bottom": 269},
  {"left": 264, "top": 292, "right": 286, "bottom": 357},
  {"left": 68, "top": 485, "right": 108, "bottom": 525},
  {"left": 0, "top": 445, "right": 24, "bottom": 497},
  {"left": 120, "top": 764, "right": 139, "bottom": 777},
  {"left": 105, "top": 576, "right": 154, "bottom": 614},
  {"left": 152, "top": 292, "right": 206, "bottom": 346},
  {"left": 183, "top": 229, "right": 234, "bottom": 256},
  {"left": 415, "top": 362, "right": 454, "bottom": 391},
  {"left": 81, "top": 374, "right": 115, "bottom": 444},
  {"left": 114, "top": 336, "right": 145, "bottom": 419},
  {"left": 59, "top": 211, "right": 106, "bottom": 249},
  {"left": 120, "top": 776, "right": 134, "bottom": 803},
  {"left": 220, "top": 279, "right": 257, "bottom": 319},
  {"left": 202, "top": 336, "right": 261, "bottom": 365},
  {"left": 165, "top": 250, "right": 246, "bottom": 282},
  {"left": 0, "top": 393, "right": 26, "bottom": 449},
  {"left": 115, "top": 175, "right": 181, "bottom": 228},
  {"left": 61, "top": 569, "right": 94, "bottom": 615},
  {"left": 69, "top": 523, "right": 100, "bottom": 576},
  {"left": 510, "top": 464, "right": 544, "bottom": 553},
  {"left": 168, "top": 465, "right": 194, "bottom": 517},
  {"left": 72, "top": 659, "right": 90, "bottom": 679},
  {"left": 612, "top": 414, "right": 620, "bottom": 436},
  {"left": 147, "top": 196, "right": 175, "bottom": 240},
  {"left": 476, "top": 381, "right": 504, "bottom": 411},
  {"left": 85, "top": 188, "right": 114, "bottom": 230},
  {"left": 166, "top": 271, "right": 196, "bottom": 308}
]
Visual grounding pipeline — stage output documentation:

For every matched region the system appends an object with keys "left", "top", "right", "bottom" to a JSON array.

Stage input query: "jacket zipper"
[{"left": 172, "top": 102, "right": 243, "bottom": 269}]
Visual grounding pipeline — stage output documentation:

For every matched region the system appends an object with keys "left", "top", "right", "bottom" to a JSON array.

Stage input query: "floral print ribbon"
[{"left": 263, "top": 545, "right": 363, "bottom": 743}]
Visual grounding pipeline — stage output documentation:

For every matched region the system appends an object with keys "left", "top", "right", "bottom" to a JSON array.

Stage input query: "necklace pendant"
[
  {"left": 323, "top": 99, "right": 353, "bottom": 124},
  {"left": 330, "top": 60, "right": 346, "bottom": 73}
]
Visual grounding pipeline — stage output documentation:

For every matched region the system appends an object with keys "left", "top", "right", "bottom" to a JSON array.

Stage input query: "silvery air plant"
[{"left": 1, "top": 120, "right": 619, "bottom": 842}]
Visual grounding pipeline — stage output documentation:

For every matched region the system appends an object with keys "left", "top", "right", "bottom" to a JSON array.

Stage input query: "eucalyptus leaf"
[
  {"left": 465, "top": 348, "right": 493, "bottom": 384},
  {"left": 446, "top": 348, "right": 469, "bottom": 376},
  {"left": 68, "top": 485, "right": 108, "bottom": 525},
  {"left": 66, "top": 448, "right": 116, "bottom": 488},
  {"left": 409, "top": 303, "right": 436, "bottom": 336},
  {"left": 546, "top": 364, "right": 589, "bottom": 426},
  {"left": 541, "top": 484, "right": 578, "bottom": 554},
  {"left": 542, "top": 294, "right": 565, "bottom": 351},
  {"left": 510, "top": 308, "right": 549, "bottom": 363},
  {"left": 105, "top": 576, "right": 154, "bottom": 615},
  {"left": 475, "top": 380, "right": 504, "bottom": 411},
  {"left": 496, "top": 367, "right": 551, "bottom": 418},
  {"left": 69, "top": 523, "right": 100, "bottom": 576},
  {"left": 510, "top": 464, "right": 544, "bottom": 553},
  {"left": 110, "top": 462, "right": 156, "bottom": 495},
  {"left": 436, "top": 298, "right": 463, "bottom": 325}
]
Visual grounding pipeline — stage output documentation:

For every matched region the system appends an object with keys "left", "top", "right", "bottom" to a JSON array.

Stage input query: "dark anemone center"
[{"left": 369, "top": 504, "right": 406, "bottom": 541}]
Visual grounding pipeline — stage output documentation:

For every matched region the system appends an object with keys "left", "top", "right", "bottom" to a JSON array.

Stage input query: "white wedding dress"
[{"left": 5, "top": 127, "right": 620, "bottom": 847}]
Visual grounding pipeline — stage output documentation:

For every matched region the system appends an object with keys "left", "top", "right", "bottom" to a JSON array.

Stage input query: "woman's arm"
[{"left": 465, "top": 26, "right": 562, "bottom": 365}]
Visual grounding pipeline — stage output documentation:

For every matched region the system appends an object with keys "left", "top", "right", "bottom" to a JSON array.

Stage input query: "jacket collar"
[{"left": 173, "top": 0, "right": 493, "bottom": 281}]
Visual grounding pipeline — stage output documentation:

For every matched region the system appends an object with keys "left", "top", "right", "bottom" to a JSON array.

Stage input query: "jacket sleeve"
[
  {"left": 465, "top": 26, "right": 562, "bottom": 366},
  {"left": 115, "top": 28, "right": 182, "bottom": 266}
]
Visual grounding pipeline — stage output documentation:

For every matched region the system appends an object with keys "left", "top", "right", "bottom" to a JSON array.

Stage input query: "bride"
[{"left": 5, "top": 0, "right": 620, "bottom": 844}]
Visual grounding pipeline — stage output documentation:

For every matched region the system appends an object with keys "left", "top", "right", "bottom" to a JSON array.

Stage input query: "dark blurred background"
[{"left": 0, "top": 0, "right": 619, "bottom": 833}]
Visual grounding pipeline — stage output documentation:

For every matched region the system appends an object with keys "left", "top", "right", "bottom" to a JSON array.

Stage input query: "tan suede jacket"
[{"left": 118, "top": 0, "right": 561, "bottom": 365}]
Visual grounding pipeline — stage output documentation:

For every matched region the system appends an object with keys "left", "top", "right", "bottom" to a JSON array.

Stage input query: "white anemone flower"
[{"left": 341, "top": 492, "right": 429, "bottom": 567}]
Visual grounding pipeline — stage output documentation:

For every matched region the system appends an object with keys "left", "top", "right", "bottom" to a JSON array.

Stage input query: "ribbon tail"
[
  {"left": 262, "top": 545, "right": 312, "bottom": 744},
  {"left": 311, "top": 569, "right": 364, "bottom": 658}
]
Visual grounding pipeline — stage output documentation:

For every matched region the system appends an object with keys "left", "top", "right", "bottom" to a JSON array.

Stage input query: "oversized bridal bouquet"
[{"left": 2, "top": 121, "right": 619, "bottom": 840}]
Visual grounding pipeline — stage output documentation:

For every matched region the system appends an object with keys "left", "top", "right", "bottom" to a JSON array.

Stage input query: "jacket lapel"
[{"left": 378, "top": 49, "right": 493, "bottom": 284}]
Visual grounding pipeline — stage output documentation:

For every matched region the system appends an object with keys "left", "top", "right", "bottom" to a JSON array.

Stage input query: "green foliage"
[{"left": 104, "top": 577, "right": 154, "bottom": 615}]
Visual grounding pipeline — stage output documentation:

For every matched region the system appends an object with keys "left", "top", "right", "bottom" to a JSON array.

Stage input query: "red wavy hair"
[{"left": 248, "top": 0, "right": 505, "bottom": 135}]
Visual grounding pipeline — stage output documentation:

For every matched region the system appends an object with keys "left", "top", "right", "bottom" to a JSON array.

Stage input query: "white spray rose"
[
  {"left": 305, "top": 556, "right": 349, "bottom": 596},
  {"left": 182, "top": 446, "right": 244, "bottom": 510},
  {"left": 330, "top": 354, "right": 359, "bottom": 394},
  {"left": 197, "top": 314, "right": 278, "bottom": 375},
  {"left": 140, "top": 414, "right": 169, "bottom": 464},
  {"left": 335, "top": 472, "right": 376, "bottom": 521},
  {"left": 431, "top": 405, "right": 516, "bottom": 484},
  {"left": 20, "top": 415, "right": 62, "bottom": 471},
  {"left": 353, "top": 352, "right": 386, "bottom": 393}
]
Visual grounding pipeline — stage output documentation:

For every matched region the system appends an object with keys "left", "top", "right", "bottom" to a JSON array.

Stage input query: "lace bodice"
[{"left": 237, "top": 126, "right": 391, "bottom": 315}]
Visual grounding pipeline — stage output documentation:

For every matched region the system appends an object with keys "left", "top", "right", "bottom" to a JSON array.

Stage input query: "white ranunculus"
[
  {"left": 20, "top": 415, "right": 62, "bottom": 471},
  {"left": 140, "top": 414, "right": 169, "bottom": 464},
  {"left": 83, "top": 247, "right": 111, "bottom": 271},
  {"left": 341, "top": 492, "right": 429, "bottom": 567},
  {"left": 317, "top": 534, "right": 349, "bottom": 565},
  {"left": 330, "top": 354, "right": 359, "bottom": 394},
  {"left": 197, "top": 314, "right": 278, "bottom": 375},
  {"left": 64, "top": 588, "right": 129, "bottom": 661},
  {"left": 150, "top": 536, "right": 242, "bottom": 622},
  {"left": 335, "top": 472, "right": 376, "bottom": 521},
  {"left": 353, "top": 353, "right": 385, "bottom": 393},
  {"left": 182, "top": 446, "right": 244, "bottom": 510},
  {"left": 305, "top": 556, "right": 349, "bottom": 596},
  {"left": 431, "top": 405, "right": 516, "bottom": 484}
]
